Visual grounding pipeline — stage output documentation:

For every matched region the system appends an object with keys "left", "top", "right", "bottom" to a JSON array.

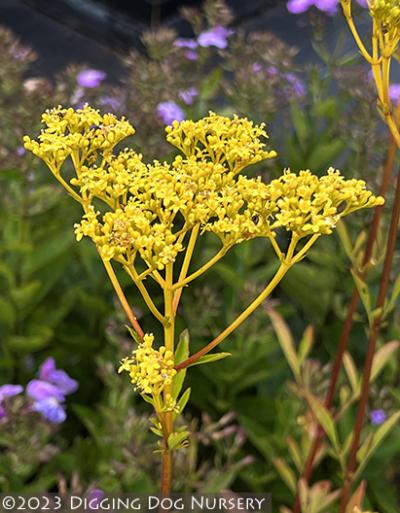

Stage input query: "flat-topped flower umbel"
[{"left": 23, "top": 105, "right": 383, "bottom": 494}]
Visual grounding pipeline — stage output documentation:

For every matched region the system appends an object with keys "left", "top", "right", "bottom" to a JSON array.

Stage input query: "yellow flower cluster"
[
  {"left": 70, "top": 149, "right": 146, "bottom": 207},
  {"left": 165, "top": 111, "right": 277, "bottom": 173},
  {"left": 23, "top": 105, "right": 135, "bottom": 170},
  {"left": 24, "top": 106, "right": 384, "bottom": 270},
  {"left": 118, "top": 333, "right": 176, "bottom": 396},
  {"left": 267, "top": 169, "right": 384, "bottom": 237},
  {"left": 203, "top": 175, "right": 275, "bottom": 246},
  {"left": 369, "top": 0, "right": 400, "bottom": 35}
]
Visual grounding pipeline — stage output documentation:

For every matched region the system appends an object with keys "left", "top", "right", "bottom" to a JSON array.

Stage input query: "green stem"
[{"left": 160, "top": 263, "right": 175, "bottom": 495}]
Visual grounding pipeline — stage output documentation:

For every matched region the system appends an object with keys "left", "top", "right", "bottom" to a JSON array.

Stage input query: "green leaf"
[
  {"left": 0, "top": 297, "right": 16, "bottom": 330},
  {"left": 336, "top": 220, "right": 353, "bottom": 261},
  {"left": 356, "top": 411, "right": 400, "bottom": 478},
  {"left": 306, "top": 392, "right": 340, "bottom": 453},
  {"left": 268, "top": 308, "right": 301, "bottom": 381},
  {"left": 199, "top": 68, "right": 222, "bottom": 100},
  {"left": 175, "top": 330, "right": 189, "bottom": 364},
  {"left": 172, "top": 330, "right": 190, "bottom": 400},
  {"left": 351, "top": 271, "right": 372, "bottom": 318},
  {"left": 343, "top": 352, "right": 359, "bottom": 395},
  {"left": 298, "top": 325, "right": 314, "bottom": 364},
  {"left": 370, "top": 341, "right": 400, "bottom": 382},
  {"left": 175, "top": 387, "right": 191, "bottom": 419},
  {"left": 272, "top": 458, "right": 297, "bottom": 493},
  {"left": 187, "top": 352, "right": 231, "bottom": 368},
  {"left": 167, "top": 430, "right": 189, "bottom": 451},
  {"left": 309, "top": 139, "right": 344, "bottom": 169}
]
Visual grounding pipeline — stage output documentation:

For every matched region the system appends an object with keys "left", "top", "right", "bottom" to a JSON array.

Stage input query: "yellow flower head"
[
  {"left": 268, "top": 169, "right": 384, "bottom": 237},
  {"left": 118, "top": 333, "right": 176, "bottom": 396},
  {"left": 165, "top": 112, "right": 277, "bottom": 173},
  {"left": 204, "top": 175, "right": 275, "bottom": 246},
  {"left": 23, "top": 105, "right": 135, "bottom": 170},
  {"left": 369, "top": 0, "right": 400, "bottom": 35}
]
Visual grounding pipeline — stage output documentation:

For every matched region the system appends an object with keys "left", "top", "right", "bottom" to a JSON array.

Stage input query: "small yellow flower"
[
  {"left": 165, "top": 111, "right": 277, "bottom": 173},
  {"left": 118, "top": 334, "right": 176, "bottom": 397}
]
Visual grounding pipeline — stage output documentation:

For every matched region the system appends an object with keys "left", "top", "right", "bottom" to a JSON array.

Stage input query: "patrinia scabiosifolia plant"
[{"left": 23, "top": 106, "right": 383, "bottom": 494}]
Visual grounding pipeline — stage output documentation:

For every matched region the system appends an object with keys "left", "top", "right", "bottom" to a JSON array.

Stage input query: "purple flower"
[
  {"left": 252, "top": 62, "right": 263, "bottom": 73},
  {"left": 32, "top": 397, "right": 66, "bottom": 424},
  {"left": 77, "top": 69, "right": 106, "bottom": 88},
  {"left": 27, "top": 379, "right": 65, "bottom": 402},
  {"left": 0, "top": 384, "right": 23, "bottom": 421},
  {"left": 266, "top": 66, "right": 279, "bottom": 76},
  {"left": 285, "top": 72, "right": 306, "bottom": 97},
  {"left": 198, "top": 26, "right": 234, "bottom": 49},
  {"left": 287, "top": 0, "right": 366, "bottom": 14},
  {"left": 174, "top": 38, "right": 198, "bottom": 49},
  {"left": 39, "top": 357, "right": 78, "bottom": 395},
  {"left": 156, "top": 101, "right": 185, "bottom": 125},
  {"left": 185, "top": 50, "right": 198, "bottom": 61},
  {"left": 87, "top": 489, "right": 105, "bottom": 510},
  {"left": 287, "top": 0, "right": 314, "bottom": 13},
  {"left": 0, "top": 384, "right": 23, "bottom": 402},
  {"left": 314, "top": 0, "right": 338, "bottom": 14},
  {"left": 370, "top": 409, "right": 386, "bottom": 425},
  {"left": 178, "top": 87, "right": 198, "bottom": 105},
  {"left": 389, "top": 84, "right": 400, "bottom": 104},
  {"left": 16, "top": 146, "right": 26, "bottom": 156}
]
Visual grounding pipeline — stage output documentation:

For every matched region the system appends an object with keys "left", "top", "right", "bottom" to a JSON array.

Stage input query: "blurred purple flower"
[
  {"left": 389, "top": 84, "right": 400, "bottom": 104},
  {"left": 370, "top": 409, "right": 386, "bottom": 425},
  {"left": 285, "top": 72, "right": 306, "bottom": 97},
  {"left": 287, "top": 0, "right": 366, "bottom": 14},
  {"left": 185, "top": 50, "right": 198, "bottom": 61},
  {"left": 0, "top": 384, "right": 23, "bottom": 421},
  {"left": 32, "top": 397, "right": 66, "bottom": 424},
  {"left": 174, "top": 38, "right": 198, "bottom": 49},
  {"left": 39, "top": 357, "right": 78, "bottom": 396},
  {"left": 27, "top": 379, "right": 65, "bottom": 402},
  {"left": 87, "top": 489, "right": 105, "bottom": 510},
  {"left": 178, "top": 87, "right": 198, "bottom": 105},
  {"left": 16, "top": 146, "right": 26, "bottom": 156},
  {"left": 267, "top": 66, "right": 279, "bottom": 76},
  {"left": 198, "top": 26, "right": 234, "bottom": 49},
  {"left": 0, "top": 384, "right": 23, "bottom": 402},
  {"left": 287, "top": 0, "right": 314, "bottom": 13},
  {"left": 252, "top": 62, "right": 263, "bottom": 73},
  {"left": 157, "top": 101, "right": 185, "bottom": 125},
  {"left": 77, "top": 69, "right": 106, "bottom": 88}
]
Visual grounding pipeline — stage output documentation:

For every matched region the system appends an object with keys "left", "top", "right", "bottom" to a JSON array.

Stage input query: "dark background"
[{"left": 0, "top": 0, "right": 337, "bottom": 81}]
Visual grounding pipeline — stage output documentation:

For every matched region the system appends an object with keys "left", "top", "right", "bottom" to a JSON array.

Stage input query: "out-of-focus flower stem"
[
  {"left": 339, "top": 162, "right": 400, "bottom": 512},
  {"left": 292, "top": 134, "right": 396, "bottom": 513}
]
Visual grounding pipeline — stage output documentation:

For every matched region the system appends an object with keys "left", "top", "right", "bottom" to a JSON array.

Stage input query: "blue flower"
[
  {"left": 156, "top": 101, "right": 185, "bottom": 125},
  {"left": 77, "top": 69, "right": 106, "bottom": 88},
  {"left": 32, "top": 397, "right": 66, "bottom": 424},
  {"left": 370, "top": 409, "right": 386, "bottom": 426},
  {"left": 178, "top": 87, "right": 198, "bottom": 106},
  {"left": 198, "top": 26, "right": 234, "bottom": 49},
  {"left": 39, "top": 357, "right": 78, "bottom": 395},
  {"left": 0, "top": 384, "right": 23, "bottom": 419}
]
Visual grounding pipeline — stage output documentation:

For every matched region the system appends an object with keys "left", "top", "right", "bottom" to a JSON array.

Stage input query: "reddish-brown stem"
[
  {"left": 292, "top": 137, "right": 396, "bottom": 513},
  {"left": 339, "top": 165, "right": 400, "bottom": 512},
  {"left": 160, "top": 448, "right": 173, "bottom": 496}
]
